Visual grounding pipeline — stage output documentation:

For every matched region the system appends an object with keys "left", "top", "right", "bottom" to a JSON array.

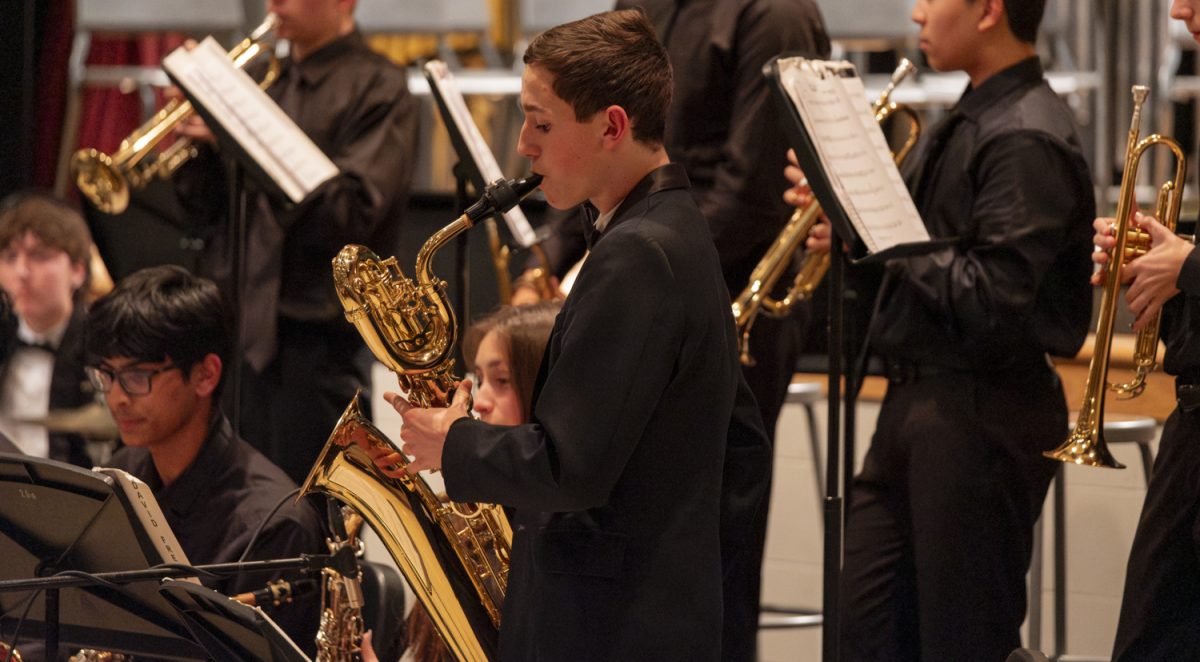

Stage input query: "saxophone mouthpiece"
[{"left": 464, "top": 174, "right": 544, "bottom": 223}]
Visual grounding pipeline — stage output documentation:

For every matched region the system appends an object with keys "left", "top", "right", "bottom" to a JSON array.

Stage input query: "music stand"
[
  {"left": 159, "top": 580, "right": 310, "bottom": 662},
  {"left": 0, "top": 453, "right": 206, "bottom": 660},
  {"left": 0, "top": 431, "right": 20, "bottom": 455},
  {"left": 766, "top": 55, "right": 953, "bottom": 662},
  {"left": 424, "top": 59, "right": 544, "bottom": 318}
]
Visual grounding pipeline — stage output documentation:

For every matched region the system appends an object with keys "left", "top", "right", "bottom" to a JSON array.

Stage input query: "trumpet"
[
  {"left": 69, "top": 14, "right": 280, "bottom": 215},
  {"left": 484, "top": 218, "right": 558, "bottom": 304},
  {"left": 732, "top": 58, "right": 921, "bottom": 365},
  {"left": 1044, "top": 85, "right": 1186, "bottom": 469}
]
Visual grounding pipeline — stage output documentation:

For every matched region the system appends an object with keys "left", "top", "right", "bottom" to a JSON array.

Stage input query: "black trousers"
[
  {"left": 721, "top": 307, "right": 808, "bottom": 662},
  {"left": 841, "top": 367, "right": 1063, "bottom": 661},
  {"left": 231, "top": 318, "right": 372, "bottom": 484},
  {"left": 1112, "top": 404, "right": 1200, "bottom": 661}
]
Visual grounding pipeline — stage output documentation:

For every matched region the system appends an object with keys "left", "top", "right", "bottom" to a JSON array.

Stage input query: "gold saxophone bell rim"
[{"left": 70, "top": 148, "right": 129, "bottom": 215}]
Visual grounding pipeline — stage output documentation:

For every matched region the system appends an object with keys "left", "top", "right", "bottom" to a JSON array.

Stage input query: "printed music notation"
[
  {"left": 778, "top": 58, "right": 928, "bottom": 253},
  {"left": 163, "top": 38, "right": 338, "bottom": 204}
]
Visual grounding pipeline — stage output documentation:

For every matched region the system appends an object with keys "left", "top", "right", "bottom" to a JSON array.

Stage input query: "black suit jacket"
[
  {"left": 443, "top": 164, "right": 770, "bottom": 661},
  {"left": 0, "top": 304, "right": 92, "bottom": 467}
]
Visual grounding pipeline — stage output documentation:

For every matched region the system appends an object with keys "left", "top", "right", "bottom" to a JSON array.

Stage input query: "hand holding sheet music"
[
  {"left": 163, "top": 37, "right": 338, "bottom": 204},
  {"left": 776, "top": 58, "right": 929, "bottom": 254}
]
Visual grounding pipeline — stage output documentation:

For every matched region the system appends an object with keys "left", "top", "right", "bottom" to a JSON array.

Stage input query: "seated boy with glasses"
[{"left": 86, "top": 265, "right": 325, "bottom": 654}]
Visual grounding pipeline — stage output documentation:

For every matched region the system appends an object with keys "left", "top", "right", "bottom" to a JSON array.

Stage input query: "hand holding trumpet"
[{"left": 1092, "top": 212, "right": 1194, "bottom": 330}]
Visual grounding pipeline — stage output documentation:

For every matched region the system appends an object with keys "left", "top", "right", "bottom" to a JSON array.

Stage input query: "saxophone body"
[
  {"left": 303, "top": 175, "right": 540, "bottom": 661},
  {"left": 315, "top": 508, "right": 367, "bottom": 662}
]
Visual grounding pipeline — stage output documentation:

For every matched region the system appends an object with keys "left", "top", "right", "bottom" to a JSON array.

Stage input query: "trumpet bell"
[
  {"left": 70, "top": 148, "right": 129, "bottom": 214},
  {"left": 1043, "top": 427, "right": 1126, "bottom": 469}
]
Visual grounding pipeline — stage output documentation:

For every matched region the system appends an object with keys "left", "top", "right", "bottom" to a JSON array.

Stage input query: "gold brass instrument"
[
  {"left": 1, "top": 642, "right": 22, "bottom": 662},
  {"left": 731, "top": 59, "right": 921, "bottom": 365},
  {"left": 1044, "top": 85, "right": 1186, "bottom": 469},
  {"left": 315, "top": 507, "right": 366, "bottom": 662},
  {"left": 69, "top": 14, "right": 280, "bottom": 215},
  {"left": 485, "top": 218, "right": 558, "bottom": 304},
  {"left": 301, "top": 175, "right": 541, "bottom": 661}
]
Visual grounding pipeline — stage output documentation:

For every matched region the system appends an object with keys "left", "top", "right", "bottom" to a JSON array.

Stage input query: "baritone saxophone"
[{"left": 300, "top": 175, "right": 542, "bottom": 662}]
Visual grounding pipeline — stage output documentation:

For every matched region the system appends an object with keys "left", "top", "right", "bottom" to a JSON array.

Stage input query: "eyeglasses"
[{"left": 85, "top": 363, "right": 179, "bottom": 396}]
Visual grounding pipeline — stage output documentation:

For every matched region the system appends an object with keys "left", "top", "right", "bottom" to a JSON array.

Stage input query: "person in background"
[
  {"left": 368, "top": 301, "right": 562, "bottom": 662},
  {"left": 787, "top": 0, "right": 1094, "bottom": 658},
  {"left": 173, "top": 0, "right": 420, "bottom": 483},
  {"left": 87, "top": 265, "right": 326, "bottom": 653},
  {"left": 1098, "top": 4, "right": 1200, "bottom": 658},
  {"left": 0, "top": 192, "right": 96, "bottom": 467}
]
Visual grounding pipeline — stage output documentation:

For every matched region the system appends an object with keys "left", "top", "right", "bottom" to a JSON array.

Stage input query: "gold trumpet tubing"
[
  {"left": 528, "top": 243, "right": 559, "bottom": 299},
  {"left": 485, "top": 218, "right": 514, "bottom": 304},
  {"left": 872, "top": 58, "right": 917, "bottom": 114},
  {"left": 1046, "top": 86, "right": 1159, "bottom": 468},
  {"left": 876, "top": 103, "right": 922, "bottom": 165},
  {"left": 118, "top": 97, "right": 196, "bottom": 187},
  {"left": 1109, "top": 136, "right": 1186, "bottom": 399}
]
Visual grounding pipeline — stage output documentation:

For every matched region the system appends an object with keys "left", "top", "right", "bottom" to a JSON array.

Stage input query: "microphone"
[
  {"left": 463, "top": 174, "right": 543, "bottom": 223},
  {"left": 232, "top": 577, "right": 319, "bottom": 607}
]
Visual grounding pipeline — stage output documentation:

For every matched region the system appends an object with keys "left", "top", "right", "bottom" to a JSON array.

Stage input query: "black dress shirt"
[
  {"left": 175, "top": 29, "right": 419, "bottom": 367},
  {"left": 1162, "top": 245, "right": 1200, "bottom": 377},
  {"left": 614, "top": 0, "right": 830, "bottom": 290},
  {"left": 106, "top": 411, "right": 326, "bottom": 652},
  {"left": 871, "top": 57, "right": 1095, "bottom": 370}
]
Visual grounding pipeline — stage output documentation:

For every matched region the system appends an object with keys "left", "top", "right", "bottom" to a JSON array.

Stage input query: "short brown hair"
[
  {"left": 523, "top": 8, "right": 671, "bottom": 146},
  {"left": 463, "top": 301, "right": 562, "bottom": 423},
  {"left": 0, "top": 192, "right": 92, "bottom": 268}
]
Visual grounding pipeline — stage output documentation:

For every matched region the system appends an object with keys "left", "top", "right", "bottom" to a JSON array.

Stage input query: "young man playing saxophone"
[{"left": 382, "top": 9, "right": 769, "bottom": 660}]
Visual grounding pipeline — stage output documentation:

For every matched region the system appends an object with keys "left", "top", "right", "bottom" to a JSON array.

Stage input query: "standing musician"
[
  {"left": 173, "top": 0, "right": 420, "bottom": 483},
  {"left": 515, "top": 2, "right": 830, "bottom": 655},
  {"left": 1097, "top": 4, "right": 1200, "bottom": 658},
  {"left": 385, "top": 10, "right": 770, "bottom": 660},
  {"left": 789, "top": 0, "right": 1094, "bottom": 658},
  {"left": 87, "top": 266, "right": 326, "bottom": 653},
  {"left": 609, "top": 2, "right": 830, "bottom": 657}
]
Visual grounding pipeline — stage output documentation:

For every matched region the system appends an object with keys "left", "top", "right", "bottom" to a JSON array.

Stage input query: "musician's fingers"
[
  {"left": 384, "top": 391, "right": 413, "bottom": 415},
  {"left": 452, "top": 379, "right": 474, "bottom": 413}
]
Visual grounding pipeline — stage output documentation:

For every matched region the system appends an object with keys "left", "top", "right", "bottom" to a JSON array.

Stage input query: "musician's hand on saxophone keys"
[{"left": 384, "top": 379, "right": 474, "bottom": 474}]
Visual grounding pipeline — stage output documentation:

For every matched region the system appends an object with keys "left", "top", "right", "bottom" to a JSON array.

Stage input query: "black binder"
[{"left": 159, "top": 580, "right": 310, "bottom": 662}]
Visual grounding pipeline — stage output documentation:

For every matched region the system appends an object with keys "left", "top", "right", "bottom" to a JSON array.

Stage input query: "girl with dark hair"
[{"left": 364, "top": 301, "right": 561, "bottom": 662}]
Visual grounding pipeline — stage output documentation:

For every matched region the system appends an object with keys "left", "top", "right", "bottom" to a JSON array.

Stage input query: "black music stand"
[
  {"left": 766, "top": 55, "right": 953, "bottom": 662},
  {"left": 424, "top": 59, "right": 544, "bottom": 323},
  {"left": 159, "top": 580, "right": 310, "bottom": 662},
  {"left": 0, "top": 453, "right": 206, "bottom": 660}
]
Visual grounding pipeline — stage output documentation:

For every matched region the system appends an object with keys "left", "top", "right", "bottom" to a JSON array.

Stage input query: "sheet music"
[
  {"left": 95, "top": 467, "right": 198, "bottom": 582},
  {"left": 778, "top": 58, "right": 928, "bottom": 253},
  {"left": 425, "top": 60, "right": 539, "bottom": 248},
  {"left": 164, "top": 38, "right": 338, "bottom": 204}
]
